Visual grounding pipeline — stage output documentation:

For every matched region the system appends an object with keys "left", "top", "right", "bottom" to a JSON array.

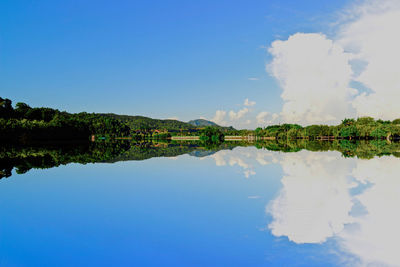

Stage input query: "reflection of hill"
[
  {"left": 106, "top": 143, "right": 201, "bottom": 162},
  {"left": 188, "top": 150, "right": 217, "bottom": 157},
  {"left": 106, "top": 142, "right": 240, "bottom": 162}
]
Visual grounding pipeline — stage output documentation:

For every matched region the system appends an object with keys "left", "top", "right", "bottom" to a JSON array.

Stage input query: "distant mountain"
[
  {"left": 100, "top": 114, "right": 236, "bottom": 132},
  {"left": 188, "top": 119, "right": 235, "bottom": 131},
  {"left": 188, "top": 119, "right": 218, "bottom": 127},
  {"left": 100, "top": 114, "right": 195, "bottom": 132}
]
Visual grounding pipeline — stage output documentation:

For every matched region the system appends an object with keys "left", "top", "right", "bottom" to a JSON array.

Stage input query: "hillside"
[
  {"left": 101, "top": 114, "right": 235, "bottom": 132},
  {"left": 100, "top": 114, "right": 195, "bottom": 132},
  {"left": 188, "top": 119, "right": 217, "bottom": 127}
]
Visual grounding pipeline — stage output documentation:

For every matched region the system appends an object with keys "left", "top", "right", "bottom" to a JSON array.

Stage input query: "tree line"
[
  {"left": 252, "top": 117, "right": 400, "bottom": 140},
  {"left": 0, "top": 97, "right": 130, "bottom": 143}
]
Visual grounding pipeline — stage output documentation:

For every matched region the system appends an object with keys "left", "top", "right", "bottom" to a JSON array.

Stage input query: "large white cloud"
[
  {"left": 268, "top": 33, "right": 355, "bottom": 125},
  {"left": 266, "top": 0, "right": 400, "bottom": 124},
  {"left": 337, "top": 0, "right": 400, "bottom": 120}
]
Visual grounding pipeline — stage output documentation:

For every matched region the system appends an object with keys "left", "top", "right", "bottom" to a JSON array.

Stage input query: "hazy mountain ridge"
[
  {"left": 188, "top": 119, "right": 218, "bottom": 127},
  {"left": 101, "top": 114, "right": 235, "bottom": 131}
]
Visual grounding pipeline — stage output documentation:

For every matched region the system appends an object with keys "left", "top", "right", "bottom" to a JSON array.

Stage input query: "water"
[{"left": 0, "top": 142, "right": 399, "bottom": 266}]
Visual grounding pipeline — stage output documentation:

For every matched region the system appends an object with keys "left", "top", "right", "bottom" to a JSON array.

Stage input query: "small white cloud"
[
  {"left": 209, "top": 151, "right": 227, "bottom": 166},
  {"left": 211, "top": 110, "right": 227, "bottom": 125},
  {"left": 244, "top": 98, "right": 256, "bottom": 107},
  {"left": 256, "top": 111, "right": 270, "bottom": 125},
  {"left": 248, "top": 77, "right": 259, "bottom": 81},
  {"left": 244, "top": 169, "right": 256, "bottom": 179},
  {"left": 229, "top": 107, "right": 249, "bottom": 120}
]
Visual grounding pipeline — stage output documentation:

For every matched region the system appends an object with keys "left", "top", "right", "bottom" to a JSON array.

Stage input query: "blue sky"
[{"left": 4, "top": 0, "right": 397, "bottom": 128}]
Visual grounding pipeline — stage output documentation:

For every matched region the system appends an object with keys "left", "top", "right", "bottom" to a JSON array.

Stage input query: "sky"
[{"left": 1, "top": 0, "right": 399, "bottom": 129}]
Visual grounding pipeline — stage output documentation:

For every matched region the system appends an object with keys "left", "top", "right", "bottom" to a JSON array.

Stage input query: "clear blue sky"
[{"left": 0, "top": 0, "right": 351, "bottom": 124}]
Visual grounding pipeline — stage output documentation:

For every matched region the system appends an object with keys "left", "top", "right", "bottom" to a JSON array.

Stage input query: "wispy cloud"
[{"left": 248, "top": 77, "right": 259, "bottom": 81}]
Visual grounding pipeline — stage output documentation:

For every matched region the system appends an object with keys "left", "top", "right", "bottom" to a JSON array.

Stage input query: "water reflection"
[
  {"left": 1, "top": 140, "right": 400, "bottom": 265},
  {"left": 267, "top": 151, "right": 355, "bottom": 244},
  {"left": 205, "top": 148, "right": 400, "bottom": 266},
  {"left": 2, "top": 139, "right": 400, "bottom": 179}
]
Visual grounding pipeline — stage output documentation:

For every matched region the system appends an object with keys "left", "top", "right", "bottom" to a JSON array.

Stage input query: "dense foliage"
[
  {"left": 0, "top": 97, "right": 130, "bottom": 142},
  {"left": 199, "top": 126, "right": 225, "bottom": 143},
  {"left": 252, "top": 117, "right": 400, "bottom": 140}
]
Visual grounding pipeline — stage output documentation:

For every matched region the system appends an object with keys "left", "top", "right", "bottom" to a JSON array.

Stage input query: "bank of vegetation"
[
  {"left": 251, "top": 117, "right": 400, "bottom": 140},
  {"left": 0, "top": 97, "right": 130, "bottom": 143},
  {"left": 2, "top": 97, "right": 400, "bottom": 142}
]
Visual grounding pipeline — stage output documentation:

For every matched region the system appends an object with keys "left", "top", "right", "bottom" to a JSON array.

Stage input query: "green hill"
[
  {"left": 100, "top": 114, "right": 235, "bottom": 132},
  {"left": 188, "top": 119, "right": 217, "bottom": 127},
  {"left": 100, "top": 114, "right": 197, "bottom": 132}
]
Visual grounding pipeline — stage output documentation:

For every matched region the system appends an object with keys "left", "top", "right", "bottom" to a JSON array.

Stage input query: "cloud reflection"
[
  {"left": 208, "top": 147, "right": 400, "bottom": 265},
  {"left": 208, "top": 147, "right": 275, "bottom": 178},
  {"left": 267, "top": 152, "right": 355, "bottom": 244},
  {"left": 266, "top": 152, "right": 400, "bottom": 266}
]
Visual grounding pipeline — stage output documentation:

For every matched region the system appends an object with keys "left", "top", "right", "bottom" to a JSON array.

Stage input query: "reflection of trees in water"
[
  {"left": 0, "top": 141, "right": 131, "bottom": 179},
  {"left": 2, "top": 140, "right": 400, "bottom": 179},
  {"left": 0, "top": 141, "right": 240, "bottom": 178},
  {"left": 256, "top": 140, "right": 400, "bottom": 159}
]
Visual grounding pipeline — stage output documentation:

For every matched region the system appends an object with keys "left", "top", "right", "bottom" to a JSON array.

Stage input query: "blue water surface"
[{"left": 0, "top": 147, "right": 383, "bottom": 266}]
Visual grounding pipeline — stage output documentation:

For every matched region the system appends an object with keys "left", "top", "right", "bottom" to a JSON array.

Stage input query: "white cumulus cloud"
[
  {"left": 211, "top": 110, "right": 227, "bottom": 125},
  {"left": 337, "top": 0, "right": 400, "bottom": 120},
  {"left": 229, "top": 107, "right": 249, "bottom": 121},
  {"left": 256, "top": 111, "right": 269, "bottom": 125},
  {"left": 266, "top": 0, "right": 400, "bottom": 124},
  {"left": 268, "top": 33, "right": 355, "bottom": 125}
]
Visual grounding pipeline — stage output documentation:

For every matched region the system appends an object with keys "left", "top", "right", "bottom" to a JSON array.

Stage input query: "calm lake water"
[{"left": 0, "top": 143, "right": 399, "bottom": 266}]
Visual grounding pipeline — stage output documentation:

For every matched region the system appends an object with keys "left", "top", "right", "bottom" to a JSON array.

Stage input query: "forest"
[
  {"left": 0, "top": 97, "right": 130, "bottom": 143},
  {"left": 250, "top": 117, "right": 400, "bottom": 140}
]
